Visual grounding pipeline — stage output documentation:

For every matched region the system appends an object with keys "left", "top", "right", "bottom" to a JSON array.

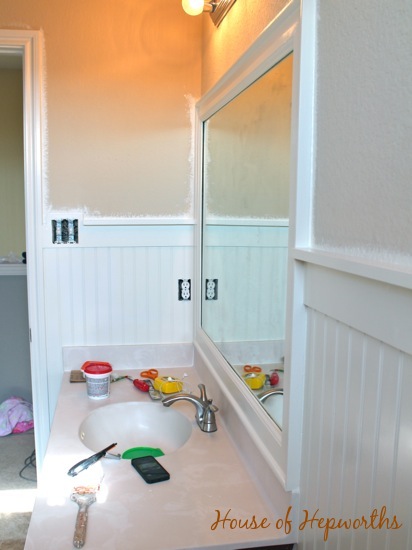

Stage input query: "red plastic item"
[
  {"left": 133, "top": 379, "right": 150, "bottom": 392},
  {"left": 81, "top": 361, "right": 112, "bottom": 375},
  {"left": 269, "top": 372, "right": 280, "bottom": 386}
]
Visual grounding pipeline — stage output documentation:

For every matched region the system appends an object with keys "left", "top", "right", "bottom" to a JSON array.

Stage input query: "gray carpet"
[
  {"left": 0, "top": 513, "right": 32, "bottom": 550},
  {"left": 0, "top": 431, "right": 36, "bottom": 549}
]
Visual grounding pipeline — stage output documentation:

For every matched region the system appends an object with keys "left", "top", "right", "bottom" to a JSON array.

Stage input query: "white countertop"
[{"left": 25, "top": 367, "right": 294, "bottom": 549}]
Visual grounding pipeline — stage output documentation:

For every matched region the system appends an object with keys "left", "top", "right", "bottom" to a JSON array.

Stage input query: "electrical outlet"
[
  {"left": 178, "top": 279, "right": 191, "bottom": 301},
  {"left": 205, "top": 279, "right": 218, "bottom": 300},
  {"left": 52, "top": 219, "right": 79, "bottom": 244}
]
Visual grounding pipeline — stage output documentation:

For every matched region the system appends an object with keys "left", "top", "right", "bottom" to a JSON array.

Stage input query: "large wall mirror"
[
  {"left": 195, "top": 1, "right": 310, "bottom": 492},
  {"left": 201, "top": 53, "right": 293, "bottom": 430}
]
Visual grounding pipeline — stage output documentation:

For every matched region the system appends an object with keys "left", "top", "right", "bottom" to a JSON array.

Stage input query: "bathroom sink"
[
  {"left": 262, "top": 394, "right": 283, "bottom": 430},
  {"left": 79, "top": 402, "right": 192, "bottom": 455}
]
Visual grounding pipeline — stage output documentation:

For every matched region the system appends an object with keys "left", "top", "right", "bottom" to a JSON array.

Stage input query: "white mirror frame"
[{"left": 194, "top": 0, "right": 315, "bottom": 491}]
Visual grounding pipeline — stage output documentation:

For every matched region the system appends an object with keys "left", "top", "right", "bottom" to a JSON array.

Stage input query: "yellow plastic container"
[
  {"left": 153, "top": 376, "right": 183, "bottom": 394},
  {"left": 242, "top": 372, "right": 266, "bottom": 390}
]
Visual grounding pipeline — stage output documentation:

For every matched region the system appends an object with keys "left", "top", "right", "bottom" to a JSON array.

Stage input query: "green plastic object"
[{"left": 121, "top": 446, "right": 165, "bottom": 460}]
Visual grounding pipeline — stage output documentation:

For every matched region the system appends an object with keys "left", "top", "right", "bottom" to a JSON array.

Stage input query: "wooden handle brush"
[{"left": 70, "top": 483, "right": 98, "bottom": 548}]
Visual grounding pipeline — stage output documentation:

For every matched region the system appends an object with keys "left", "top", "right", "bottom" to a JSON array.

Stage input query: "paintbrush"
[
  {"left": 71, "top": 485, "right": 97, "bottom": 548},
  {"left": 70, "top": 466, "right": 104, "bottom": 548}
]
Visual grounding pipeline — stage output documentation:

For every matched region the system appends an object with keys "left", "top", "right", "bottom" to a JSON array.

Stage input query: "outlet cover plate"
[
  {"left": 205, "top": 279, "right": 218, "bottom": 300},
  {"left": 178, "top": 279, "right": 191, "bottom": 301}
]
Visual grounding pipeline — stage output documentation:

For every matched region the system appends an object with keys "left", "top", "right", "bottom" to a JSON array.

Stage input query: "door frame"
[{"left": 0, "top": 29, "right": 49, "bottom": 470}]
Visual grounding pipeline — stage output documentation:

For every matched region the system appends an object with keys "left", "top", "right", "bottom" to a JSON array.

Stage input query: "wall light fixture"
[{"left": 181, "top": 0, "right": 237, "bottom": 27}]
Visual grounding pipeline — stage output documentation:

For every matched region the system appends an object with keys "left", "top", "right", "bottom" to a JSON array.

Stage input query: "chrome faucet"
[
  {"left": 162, "top": 384, "right": 218, "bottom": 432},
  {"left": 257, "top": 388, "right": 283, "bottom": 403}
]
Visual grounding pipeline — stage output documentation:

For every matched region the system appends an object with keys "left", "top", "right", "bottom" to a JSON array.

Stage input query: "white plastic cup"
[{"left": 81, "top": 362, "right": 112, "bottom": 400}]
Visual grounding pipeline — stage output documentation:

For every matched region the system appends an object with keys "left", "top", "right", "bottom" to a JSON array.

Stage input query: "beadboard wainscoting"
[
  {"left": 297, "top": 256, "right": 412, "bottom": 549},
  {"left": 41, "top": 221, "right": 195, "bottom": 422},
  {"left": 202, "top": 222, "right": 288, "bottom": 344}
]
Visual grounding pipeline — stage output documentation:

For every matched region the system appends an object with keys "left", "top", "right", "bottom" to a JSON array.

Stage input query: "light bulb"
[{"left": 182, "top": 0, "right": 205, "bottom": 16}]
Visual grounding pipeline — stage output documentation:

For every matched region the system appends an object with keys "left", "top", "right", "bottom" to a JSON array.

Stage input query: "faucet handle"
[
  {"left": 198, "top": 384, "right": 218, "bottom": 411},
  {"left": 198, "top": 383, "right": 207, "bottom": 402}
]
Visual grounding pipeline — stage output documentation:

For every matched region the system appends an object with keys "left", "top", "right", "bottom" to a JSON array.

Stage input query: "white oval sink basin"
[
  {"left": 79, "top": 402, "right": 192, "bottom": 455},
  {"left": 262, "top": 394, "right": 283, "bottom": 430}
]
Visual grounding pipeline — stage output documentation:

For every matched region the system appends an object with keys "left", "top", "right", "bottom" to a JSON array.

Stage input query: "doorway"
[
  {"left": 0, "top": 30, "right": 48, "bottom": 472},
  {"left": 0, "top": 54, "right": 32, "bottom": 402}
]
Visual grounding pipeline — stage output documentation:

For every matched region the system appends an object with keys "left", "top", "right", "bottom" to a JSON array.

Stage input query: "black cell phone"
[{"left": 131, "top": 456, "right": 170, "bottom": 484}]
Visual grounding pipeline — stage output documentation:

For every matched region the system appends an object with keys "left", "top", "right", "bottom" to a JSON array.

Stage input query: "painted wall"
[
  {"left": 0, "top": 276, "right": 32, "bottom": 404},
  {"left": 0, "top": 68, "right": 25, "bottom": 258},
  {"left": 313, "top": 1, "right": 412, "bottom": 264},
  {"left": 0, "top": 0, "right": 202, "bottom": 218},
  {"left": 201, "top": 0, "right": 291, "bottom": 94}
]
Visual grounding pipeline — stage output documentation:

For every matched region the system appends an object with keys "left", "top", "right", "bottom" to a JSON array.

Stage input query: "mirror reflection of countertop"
[
  {"left": 233, "top": 363, "right": 284, "bottom": 388},
  {"left": 232, "top": 363, "right": 284, "bottom": 428},
  {"left": 25, "top": 367, "right": 295, "bottom": 549}
]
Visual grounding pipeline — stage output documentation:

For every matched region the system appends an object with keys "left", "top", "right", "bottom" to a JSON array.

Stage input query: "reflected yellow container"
[
  {"left": 153, "top": 376, "right": 183, "bottom": 394},
  {"left": 242, "top": 372, "right": 266, "bottom": 390}
]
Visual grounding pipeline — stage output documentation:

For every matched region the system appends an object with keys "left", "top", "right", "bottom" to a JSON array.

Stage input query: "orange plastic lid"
[{"left": 81, "top": 361, "right": 112, "bottom": 375}]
